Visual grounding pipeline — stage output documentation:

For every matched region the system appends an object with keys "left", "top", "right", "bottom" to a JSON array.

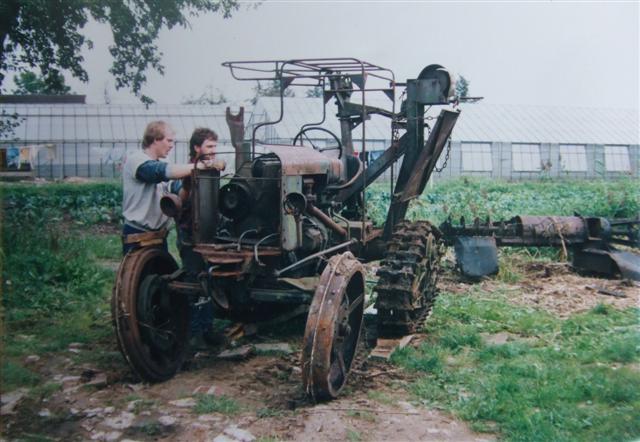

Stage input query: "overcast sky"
[{"left": 66, "top": 1, "right": 639, "bottom": 109}]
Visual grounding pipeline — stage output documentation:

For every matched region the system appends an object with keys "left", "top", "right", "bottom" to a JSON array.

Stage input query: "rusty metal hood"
[{"left": 262, "top": 144, "right": 343, "bottom": 181}]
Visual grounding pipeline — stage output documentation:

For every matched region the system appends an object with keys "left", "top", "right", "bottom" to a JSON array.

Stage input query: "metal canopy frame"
[
  {"left": 222, "top": 58, "right": 401, "bottom": 245},
  {"left": 222, "top": 57, "right": 396, "bottom": 87}
]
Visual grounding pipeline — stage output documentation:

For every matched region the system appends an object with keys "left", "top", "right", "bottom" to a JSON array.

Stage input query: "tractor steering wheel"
[{"left": 292, "top": 127, "right": 343, "bottom": 159}]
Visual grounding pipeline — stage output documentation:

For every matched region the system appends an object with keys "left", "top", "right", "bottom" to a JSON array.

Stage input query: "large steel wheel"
[
  {"left": 112, "top": 247, "right": 189, "bottom": 382},
  {"left": 302, "top": 252, "right": 365, "bottom": 401}
]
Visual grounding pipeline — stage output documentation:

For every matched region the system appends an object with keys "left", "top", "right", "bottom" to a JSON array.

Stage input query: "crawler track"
[{"left": 374, "top": 221, "right": 444, "bottom": 337}]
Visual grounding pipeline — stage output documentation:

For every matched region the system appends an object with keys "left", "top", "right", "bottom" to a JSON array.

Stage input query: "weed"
[
  {"left": 477, "top": 342, "right": 530, "bottom": 361},
  {"left": 391, "top": 345, "right": 443, "bottom": 373},
  {"left": 346, "top": 428, "right": 362, "bottom": 442},
  {"left": 193, "top": 394, "right": 241, "bottom": 415},
  {"left": 124, "top": 394, "right": 142, "bottom": 402},
  {"left": 1, "top": 360, "right": 41, "bottom": 390},
  {"left": 600, "top": 334, "right": 639, "bottom": 363},
  {"left": 346, "top": 410, "right": 376, "bottom": 422},
  {"left": 436, "top": 324, "right": 483, "bottom": 352},
  {"left": 366, "top": 390, "right": 396, "bottom": 406},
  {"left": 496, "top": 264, "right": 522, "bottom": 284},
  {"left": 256, "top": 407, "right": 284, "bottom": 418},
  {"left": 256, "top": 437, "right": 281, "bottom": 442},
  {"left": 81, "top": 234, "right": 121, "bottom": 260},
  {"left": 29, "top": 382, "right": 62, "bottom": 400},
  {"left": 591, "top": 303, "right": 610, "bottom": 315},
  {"left": 138, "top": 422, "right": 162, "bottom": 436},
  {"left": 2, "top": 223, "right": 113, "bottom": 319},
  {"left": 131, "top": 399, "right": 158, "bottom": 414}
]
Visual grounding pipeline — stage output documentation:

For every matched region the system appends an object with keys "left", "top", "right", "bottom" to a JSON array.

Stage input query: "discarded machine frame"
[
  {"left": 112, "top": 58, "right": 460, "bottom": 400},
  {"left": 440, "top": 215, "right": 640, "bottom": 281}
]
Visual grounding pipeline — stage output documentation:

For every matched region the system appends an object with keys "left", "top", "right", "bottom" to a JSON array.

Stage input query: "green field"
[{"left": 1, "top": 178, "right": 638, "bottom": 441}]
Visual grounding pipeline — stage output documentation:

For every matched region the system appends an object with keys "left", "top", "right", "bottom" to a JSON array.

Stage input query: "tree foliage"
[
  {"left": 455, "top": 75, "right": 470, "bottom": 98},
  {"left": 0, "top": 109, "right": 22, "bottom": 139},
  {"left": 0, "top": 0, "right": 239, "bottom": 102},
  {"left": 305, "top": 86, "right": 323, "bottom": 98},
  {"left": 13, "top": 71, "right": 73, "bottom": 95},
  {"left": 252, "top": 80, "right": 295, "bottom": 104},
  {"left": 182, "top": 85, "right": 228, "bottom": 105}
]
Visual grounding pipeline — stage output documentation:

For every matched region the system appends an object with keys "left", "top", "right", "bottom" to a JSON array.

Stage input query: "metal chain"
[
  {"left": 434, "top": 136, "right": 452, "bottom": 173},
  {"left": 391, "top": 89, "right": 406, "bottom": 144},
  {"left": 392, "top": 91, "right": 450, "bottom": 173}
]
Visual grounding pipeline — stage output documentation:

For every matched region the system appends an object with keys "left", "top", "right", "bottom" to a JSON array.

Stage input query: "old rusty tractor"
[{"left": 112, "top": 58, "right": 460, "bottom": 400}]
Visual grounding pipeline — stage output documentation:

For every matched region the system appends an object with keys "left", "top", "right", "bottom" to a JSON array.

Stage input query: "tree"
[
  {"left": 13, "top": 71, "right": 72, "bottom": 95},
  {"left": 455, "top": 75, "right": 470, "bottom": 98},
  {"left": 251, "top": 80, "right": 294, "bottom": 104},
  {"left": 305, "top": 86, "right": 323, "bottom": 98},
  {"left": 0, "top": 109, "right": 22, "bottom": 139},
  {"left": 0, "top": 0, "right": 239, "bottom": 103},
  {"left": 182, "top": 85, "right": 228, "bottom": 105}
]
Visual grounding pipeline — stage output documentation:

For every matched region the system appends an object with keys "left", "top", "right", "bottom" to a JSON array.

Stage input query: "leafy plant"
[
  {"left": 193, "top": 394, "right": 241, "bottom": 415},
  {"left": 367, "top": 177, "right": 640, "bottom": 226}
]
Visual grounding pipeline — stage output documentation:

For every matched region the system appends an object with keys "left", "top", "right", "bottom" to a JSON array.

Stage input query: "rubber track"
[{"left": 374, "top": 221, "right": 443, "bottom": 337}]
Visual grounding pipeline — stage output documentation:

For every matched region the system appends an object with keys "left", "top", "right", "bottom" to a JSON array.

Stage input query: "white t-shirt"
[{"left": 122, "top": 149, "right": 171, "bottom": 230}]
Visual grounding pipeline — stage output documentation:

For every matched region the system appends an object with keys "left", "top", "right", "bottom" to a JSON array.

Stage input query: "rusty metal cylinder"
[
  {"left": 160, "top": 193, "right": 182, "bottom": 218},
  {"left": 514, "top": 216, "right": 588, "bottom": 244},
  {"left": 193, "top": 170, "right": 220, "bottom": 243}
]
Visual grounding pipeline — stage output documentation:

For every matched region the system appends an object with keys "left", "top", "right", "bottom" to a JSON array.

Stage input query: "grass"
[
  {"left": 391, "top": 290, "right": 640, "bottom": 441},
  {"left": 137, "top": 421, "right": 163, "bottom": 436},
  {"left": 130, "top": 398, "right": 158, "bottom": 414},
  {"left": 2, "top": 225, "right": 114, "bottom": 321},
  {"left": 366, "top": 390, "right": 396, "bottom": 406},
  {"left": 346, "top": 410, "right": 376, "bottom": 422},
  {"left": 28, "top": 382, "right": 62, "bottom": 400},
  {"left": 81, "top": 233, "right": 121, "bottom": 260},
  {"left": 346, "top": 429, "right": 362, "bottom": 442},
  {"left": 256, "top": 437, "right": 282, "bottom": 442},
  {"left": 256, "top": 407, "right": 285, "bottom": 418},
  {"left": 1, "top": 360, "right": 41, "bottom": 391},
  {"left": 1, "top": 182, "right": 121, "bottom": 393},
  {"left": 193, "top": 394, "right": 242, "bottom": 415}
]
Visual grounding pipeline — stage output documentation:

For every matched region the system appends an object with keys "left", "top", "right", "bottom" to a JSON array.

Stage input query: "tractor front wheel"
[
  {"left": 301, "top": 252, "right": 365, "bottom": 401},
  {"left": 112, "top": 247, "right": 189, "bottom": 382}
]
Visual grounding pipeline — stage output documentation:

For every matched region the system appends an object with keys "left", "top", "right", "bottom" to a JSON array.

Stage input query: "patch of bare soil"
[
  {"left": 440, "top": 260, "right": 639, "bottom": 318},
  {"left": 292, "top": 391, "right": 492, "bottom": 442},
  {"left": 1, "top": 329, "right": 493, "bottom": 442}
]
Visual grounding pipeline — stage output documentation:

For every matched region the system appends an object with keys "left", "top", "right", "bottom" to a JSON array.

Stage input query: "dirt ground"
[
  {"left": 2, "top": 260, "right": 638, "bottom": 442},
  {"left": 440, "top": 260, "right": 639, "bottom": 318}
]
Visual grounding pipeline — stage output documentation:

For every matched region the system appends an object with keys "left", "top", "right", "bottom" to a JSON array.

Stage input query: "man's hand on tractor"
[{"left": 198, "top": 158, "right": 226, "bottom": 171}]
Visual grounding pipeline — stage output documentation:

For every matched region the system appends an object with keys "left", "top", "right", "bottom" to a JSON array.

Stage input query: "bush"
[{"left": 1, "top": 182, "right": 119, "bottom": 319}]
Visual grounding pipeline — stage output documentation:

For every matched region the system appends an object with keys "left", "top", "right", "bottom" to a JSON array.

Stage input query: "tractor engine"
[{"left": 216, "top": 145, "right": 343, "bottom": 260}]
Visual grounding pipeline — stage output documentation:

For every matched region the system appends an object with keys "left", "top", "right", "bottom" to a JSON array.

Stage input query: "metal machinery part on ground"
[
  {"left": 112, "top": 58, "right": 460, "bottom": 401},
  {"left": 440, "top": 215, "right": 640, "bottom": 281}
]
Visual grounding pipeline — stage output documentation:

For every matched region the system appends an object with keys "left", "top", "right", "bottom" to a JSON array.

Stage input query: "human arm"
[
  {"left": 166, "top": 159, "right": 226, "bottom": 179},
  {"left": 135, "top": 159, "right": 226, "bottom": 183}
]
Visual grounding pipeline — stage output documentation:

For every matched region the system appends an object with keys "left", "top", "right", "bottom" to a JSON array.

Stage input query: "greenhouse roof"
[{"left": 1, "top": 99, "right": 637, "bottom": 146}]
